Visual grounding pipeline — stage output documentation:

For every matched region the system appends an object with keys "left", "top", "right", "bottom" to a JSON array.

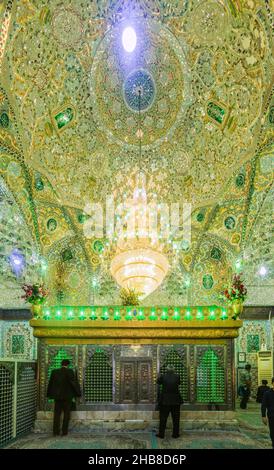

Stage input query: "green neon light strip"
[{"left": 41, "top": 306, "right": 230, "bottom": 321}]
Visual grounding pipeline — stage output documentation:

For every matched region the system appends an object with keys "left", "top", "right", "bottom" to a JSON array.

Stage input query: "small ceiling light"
[
  {"left": 235, "top": 259, "right": 242, "bottom": 270},
  {"left": 259, "top": 266, "right": 267, "bottom": 277},
  {"left": 122, "top": 26, "right": 137, "bottom": 52},
  {"left": 92, "top": 277, "right": 98, "bottom": 288},
  {"left": 9, "top": 249, "right": 25, "bottom": 276},
  {"left": 185, "top": 278, "right": 190, "bottom": 287}
]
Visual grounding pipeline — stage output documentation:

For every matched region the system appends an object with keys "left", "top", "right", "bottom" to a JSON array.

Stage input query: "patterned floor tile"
[{"left": 4, "top": 403, "right": 273, "bottom": 449}]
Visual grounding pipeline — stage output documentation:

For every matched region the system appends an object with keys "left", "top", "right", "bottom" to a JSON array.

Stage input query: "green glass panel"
[
  {"left": 247, "top": 334, "right": 260, "bottom": 353},
  {"left": 54, "top": 107, "right": 74, "bottom": 130},
  {"left": 207, "top": 101, "right": 226, "bottom": 124},
  {"left": 0, "top": 112, "right": 9, "bottom": 128},
  {"left": 196, "top": 349, "right": 225, "bottom": 403},
  {"left": 84, "top": 351, "right": 113, "bottom": 402},
  {"left": 202, "top": 274, "right": 214, "bottom": 290},
  {"left": 210, "top": 247, "right": 222, "bottom": 260},
  {"left": 11, "top": 335, "right": 24, "bottom": 354}
]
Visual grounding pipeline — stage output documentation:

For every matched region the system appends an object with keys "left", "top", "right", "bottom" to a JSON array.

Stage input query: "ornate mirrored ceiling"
[{"left": 0, "top": 0, "right": 273, "bottom": 307}]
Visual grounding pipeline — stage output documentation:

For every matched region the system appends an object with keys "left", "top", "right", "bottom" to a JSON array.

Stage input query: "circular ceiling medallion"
[
  {"left": 52, "top": 8, "right": 83, "bottom": 48},
  {"left": 123, "top": 69, "right": 155, "bottom": 112},
  {"left": 90, "top": 19, "right": 192, "bottom": 146},
  {"left": 188, "top": 1, "right": 228, "bottom": 44}
]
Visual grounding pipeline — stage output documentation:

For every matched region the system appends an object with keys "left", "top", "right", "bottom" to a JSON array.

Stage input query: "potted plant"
[
  {"left": 120, "top": 287, "right": 141, "bottom": 306},
  {"left": 222, "top": 273, "right": 247, "bottom": 319},
  {"left": 22, "top": 283, "right": 49, "bottom": 318}
]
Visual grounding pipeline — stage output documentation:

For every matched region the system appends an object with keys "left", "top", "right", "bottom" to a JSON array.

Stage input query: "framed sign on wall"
[{"left": 238, "top": 352, "right": 246, "bottom": 363}]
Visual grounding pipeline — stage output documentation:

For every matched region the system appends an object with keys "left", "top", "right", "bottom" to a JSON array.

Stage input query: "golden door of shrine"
[{"left": 120, "top": 358, "right": 153, "bottom": 404}]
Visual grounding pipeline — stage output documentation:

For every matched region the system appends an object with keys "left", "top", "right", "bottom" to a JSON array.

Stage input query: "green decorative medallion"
[
  {"left": 210, "top": 247, "right": 222, "bottom": 260},
  {"left": 0, "top": 112, "right": 10, "bottom": 128},
  {"left": 62, "top": 249, "right": 73, "bottom": 261},
  {"left": 202, "top": 274, "right": 214, "bottom": 290},
  {"left": 235, "top": 173, "right": 245, "bottom": 187},
  {"left": 78, "top": 213, "right": 88, "bottom": 224},
  {"left": 196, "top": 212, "right": 205, "bottom": 222},
  {"left": 224, "top": 216, "right": 236, "bottom": 230},
  {"left": 92, "top": 239, "right": 104, "bottom": 254},
  {"left": 35, "top": 177, "right": 44, "bottom": 190},
  {"left": 47, "top": 218, "right": 57, "bottom": 232},
  {"left": 207, "top": 101, "right": 226, "bottom": 125},
  {"left": 54, "top": 107, "right": 74, "bottom": 130}
]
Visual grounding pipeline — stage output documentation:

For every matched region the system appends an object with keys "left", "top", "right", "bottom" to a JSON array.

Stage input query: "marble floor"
[{"left": 4, "top": 402, "right": 273, "bottom": 449}]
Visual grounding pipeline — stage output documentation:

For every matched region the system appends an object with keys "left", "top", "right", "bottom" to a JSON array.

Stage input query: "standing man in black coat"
[
  {"left": 47, "top": 359, "right": 81, "bottom": 436},
  {"left": 261, "top": 377, "right": 274, "bottom": 448},
  {"left": 156, "top": 365, "right": 182, "bottom": 439}
]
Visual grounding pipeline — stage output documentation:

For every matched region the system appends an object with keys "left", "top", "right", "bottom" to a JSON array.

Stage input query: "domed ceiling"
[{"left": 0, "top": 0, "right": 273, "bottom": 307}]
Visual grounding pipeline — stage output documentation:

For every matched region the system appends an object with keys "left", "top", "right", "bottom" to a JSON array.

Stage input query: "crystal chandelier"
[
  {"left": 109, "top": 89, "right": 170, "bottom": 299},
  {"left": 109, "top": 173, "right": 170, "bottom": 298}
]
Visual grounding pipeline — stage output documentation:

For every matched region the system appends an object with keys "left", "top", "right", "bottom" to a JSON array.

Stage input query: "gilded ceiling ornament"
[{"left": 51, "top": 7, "right": 83, "bottom": 48}]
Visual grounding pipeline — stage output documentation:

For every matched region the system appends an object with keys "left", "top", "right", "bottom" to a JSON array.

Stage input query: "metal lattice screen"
[
  {"left": 0, "top": 361, "right": 37, "bottom": 448},
  {"left": 16, "top": 364, "right": 37, "bottom": 436},
  {"left": 159, "top": 347, "right": 189, "bottom": 402},
  {"left": 0, "top": 364, "right": 13, "bottom": 447},
  {"left": 39, "top": 343, "right": 232, "bottom": 409},
  {"left": 196, "top": 348, "right": 225, "bottom": 403},
  {"left": 84, "top": 350, "right": 113, "bottom": 402}
]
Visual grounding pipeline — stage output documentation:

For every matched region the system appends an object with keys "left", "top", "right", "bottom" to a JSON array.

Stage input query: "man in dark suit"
[
  {"left": 239, "top": 363, "right": 252, "bottom": 409},
  {"left": 256, "top": 379, "right": 270, "bottom": 403},
  {"left": 262, "top": 377, "right": 274, "bottom": 448},
  {"left": 47, "top": 359, "right": 81, "bottom": 436},
  {"left": 156, "top": 365, "right": 182, "bottom": 439}
]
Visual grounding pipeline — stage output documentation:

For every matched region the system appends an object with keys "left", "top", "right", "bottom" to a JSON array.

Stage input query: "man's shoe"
[
  {"left": 61, "top": 432, "right": 68, "bottom": 436},
  {"left": 156, "top": 434, "right": 164, "bottom": 439},
  {"left": 172, "top": 435, "right": 180, "bottom": 438}
]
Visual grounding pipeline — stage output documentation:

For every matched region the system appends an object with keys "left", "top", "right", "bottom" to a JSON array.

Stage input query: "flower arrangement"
[
  {"left": 22, "top": 283, "right": 49, "bottom": 305},
  {"left": 222, "top": 273, "right": 247, "bottom": 303},
  {"left": 120, "top": 287, "right": 141, "bottom": 306}
]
